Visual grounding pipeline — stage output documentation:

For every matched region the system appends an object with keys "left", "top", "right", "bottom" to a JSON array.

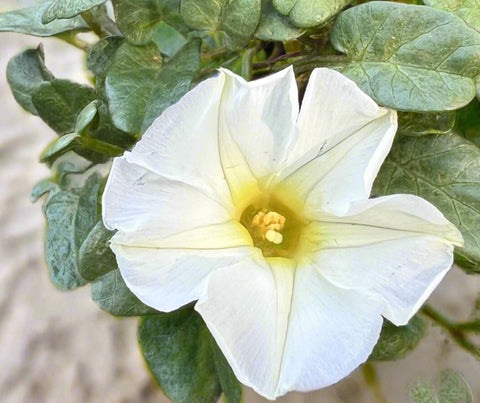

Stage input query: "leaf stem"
[
  {"left": 286, "top": 54, "right": 350, "bottom": 73},
  {"left": 252, "top": 54, "right": 350, "bottom": 75},
  {"left": 201, "top": 47, "right": 229, "bottom": 64},
  {"left": 57, "top": 32, "right": 91, "bottom": 51},
  {"left": 422, "top": 304, "right": 480, "bottom": 360},
  {"left": 242, "top": 43, "right": 263, "bottom": 80},
  {"left": 81, "top": 8, "right": 121, "bottom": 38},
  {"left": 252, "top": 50, "right": 306, "bottom": 69},
  {"left": 78, "top": 136, "right": 124, "bottom": 157}
]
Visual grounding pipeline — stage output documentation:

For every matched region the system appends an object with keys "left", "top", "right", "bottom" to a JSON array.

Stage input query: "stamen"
[{"left": 252, "top": 210, "right": 286, "bottom": 244}]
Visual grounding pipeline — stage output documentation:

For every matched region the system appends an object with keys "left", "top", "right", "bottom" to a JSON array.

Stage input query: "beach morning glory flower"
[{"left": 102, "top": 67, "right": 463, "bottom": 399}]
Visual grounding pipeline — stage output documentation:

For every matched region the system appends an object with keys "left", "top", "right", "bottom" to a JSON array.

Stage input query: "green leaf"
[
  {"left": 0, "top": 1, "right": 89, "bottom": 36},
  {"left": 91, "top": 269, "right": 158, "bottom": 316},
  {"left": 112, "top": 0, "right": 186, "bottom": 44},
  {"left": 86, "top": 37, "right": 138, "bottom": 149},
  {"left": 425, "top": 0, "right": 480, "bottom": 33},
  {"left": 32, "top": 79, "right": 96, "bottom": 135},
  {"left": 42, "top": 0, "right": 106, "bottom": 24},
  {"left": 87, "top": 36, "right": 125, "bottom": 77},
  {"left": 255, "top": 0, "right": 305, "bottom": 41},
  {"left": 39, "top": 100, "right": 123, "bottom": 165},
  {"left": 45, "top": 191, "right": 88, "bottom": 289},
  {"left": 221, "top": 0, "right": 262, "bottom": 49},
  {"left": 211, "top": 339, "right": 242, "bottom": 403},
  {"left": 153, "top": 22, "right": 187, "bottom": 57},
  {"left": 398, "top": 111, "right": 456, "bottom": 136},
  {"left": 105, "top": 39, "right": 200, "bottom": 134},
  {"left": 330, "top": 2, "right": 480, "bottom": 111},
  {"left": 78, "top": 221, "right": 116, "bottom": 281},
  {"left": 439, "top": 370, "right": 474, "bottom": 403},
  {"left": 181, "top": 0, "right": 224, "bottom": 30},
  {"left": 181, "top": 0, "right": 261, "bottom": 49},
  {"left": 40, "top": 133, "right": 81, "bottom": 165},
  {"left": 75, "top": 100, "right": 100, "bottom": 134},
  {"left": 138, "top": 309, "right": 222, "bottom": 403},
  {"left": 6, "top": 46, "right": 54, "bottom": 115},
  {"left": 409, "top": 370, "right": 474, "bottom": 403},
  {"left": 409, "top": 381, "right": 437, "bottom": 403},
  {"left": 43, "top": 173, "right": 101, "bottom": 290},
  {"left": 373, "top": 132, "right": 480, "bottom": 274},
  {"left": 273, "top": 0, "right": 351, "bottom": 28},
  {"left": 369, "top": 316, "right": 427, "bottom": 361},
  {"left": 455, "top": 98, "right": 480, "bottom": 146},
  {"left": 75, "top": 173, "right": 103, "bottom": 246}
]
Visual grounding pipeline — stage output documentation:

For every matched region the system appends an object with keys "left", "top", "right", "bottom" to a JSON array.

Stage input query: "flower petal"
[
  {"left": 195, "top": 256, "right": 384, "bottom": 399},
  {"left": 277, "top": 69, "right": 397, "bottom": 215},
  {"left": 112, "top": 244, "right": 255, "bottom": 312},
  {"left": 304, "top": 194, "right": 463, "bottom": 325},
  {"left": 122, "top": 74, "right": 232, "bottom": 208},
  {"left": 103, "top": 158, "right": 235, "bottom": 240},
  {"left": 218, "top": 67, "right": 299, "bottom": 211},
  {"left": 276, "top": 264, "right": 383, "bottom": 395},
  {"left": 288, "top": 68, "right": 387, "bottom": 166}
]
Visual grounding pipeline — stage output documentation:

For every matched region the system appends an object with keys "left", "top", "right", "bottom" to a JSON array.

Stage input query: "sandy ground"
[{"left": 0, "top": 1, "right": 479, "bottom": 402}]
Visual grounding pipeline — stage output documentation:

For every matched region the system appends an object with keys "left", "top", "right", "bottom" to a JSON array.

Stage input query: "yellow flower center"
[{"left": 240, "top": 195, "right": 303, "bottom": 258}]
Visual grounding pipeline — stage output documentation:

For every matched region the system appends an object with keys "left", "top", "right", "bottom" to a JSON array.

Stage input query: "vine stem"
[
  {"left": 362, "top": 362, "right": 388, "bottom": 403},
  {"left": 422, "top": 304, "right": 480, "bottom": 360}
]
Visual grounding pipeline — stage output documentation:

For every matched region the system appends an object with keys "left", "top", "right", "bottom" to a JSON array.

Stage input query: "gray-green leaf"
[
  {"left": 0, "top": 1, "right": 88, "bottom": 36},
  {"left": 273, "top": 0, "right": 351, "bottom": 28},
  {"left": 78, "top": 221, "right": 116, "bottom": 281},
  {"left": 40, "top": 133, "right": 81, "bottom": 166},
  {"left": 255, "top": 0, "right": 305, "bottom": 41},
  {"left": 6, "top": 46, "right": 54, "bottom": 115},
  {"left": 373, "top": 132, "right": 480, "bottom": 274},
  {"left": 181, "top": 0, "right": 261, "bottom": 49},
  {"left": 221, "top": 0, "right": 262, "bottom": 49},
  {"left": 87, "top": 36, "right": 125, "bottom": 77},
  {"left": 439, "top": 370, "right": 474, "bottom": 403},
  {"left": 31, "top": 180, "right": 59, "bottom": 203},
  {"left": 42, "top": 0, "right": 106, "bottom": 24},
  {"left": 138, "top": 309, "right": 222, "bottom": 403},
  {"left": 331, "top": 2, "right": 480, "bottom": 111},
  {"left": 92, "top": 269, "right": 157, "bottom": 316},
  {"left": 398, "top": 111, "right": 456, "bottom": 136},
  {"left": 211, "top": 339, "right": 242, "bottom": 403},
  {"left": 153, "top": 22, "right": 187, "bottom": 57},
  {"left": 43, "top": 173, "right": 101, "bottom": 290},
  {"left": 425, "top": 0, "right": 480, "bottom": 33},
  {"left": 105, "top": 39, "right": 200, "bottom": 134},
  {"left": 409, "top": 370, "right": 474, "bottom": 403},
  {"left": 75, "top": 100, "right": 100, "bottom": 134},
  {"left": 181, "top": 0, "right": 224, "bottom": 30},
  {"left": 112, "top": 0, "right": 186, "bottom": 44},
  {"left": 369, "top": 316, "right": 426, "bottom": 361},
  {"left": 32, "top": 79, "right": 96, "bottom": 135}
]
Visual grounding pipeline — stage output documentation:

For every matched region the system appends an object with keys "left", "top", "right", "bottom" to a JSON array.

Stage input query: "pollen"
[{"left": 252, "top": 211, "right": 286, "bottom": 245}]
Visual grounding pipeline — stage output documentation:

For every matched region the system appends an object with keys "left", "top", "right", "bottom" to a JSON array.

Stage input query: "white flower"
[{"left": 102, "top": 67, "right": 463, "bottom": 399}]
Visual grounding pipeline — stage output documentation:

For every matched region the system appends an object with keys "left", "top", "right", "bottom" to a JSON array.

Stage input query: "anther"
[{"left": 251, "top": 210, "right": 286, "bottom": 244}]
